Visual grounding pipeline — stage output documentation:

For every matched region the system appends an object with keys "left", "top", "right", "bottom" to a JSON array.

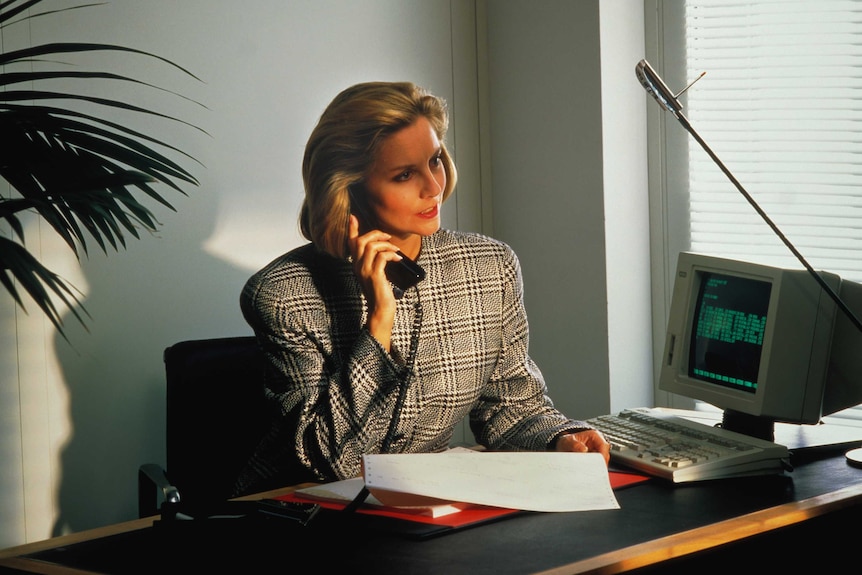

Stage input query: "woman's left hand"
[{"left": 553, "top": 429, "right": 611, "bottom": 465}]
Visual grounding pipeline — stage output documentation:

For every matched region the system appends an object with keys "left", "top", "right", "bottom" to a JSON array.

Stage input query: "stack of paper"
[
  {"left": 296, "top": 451, "right": 620, "bottom": 515},
  {"left": 362, "top": 451, "right": 620, "bottom": 513}
]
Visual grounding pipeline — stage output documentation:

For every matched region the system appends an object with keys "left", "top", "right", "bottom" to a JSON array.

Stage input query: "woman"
[{"left": 235, "top": 81, "right": 608, "bottom": 494}]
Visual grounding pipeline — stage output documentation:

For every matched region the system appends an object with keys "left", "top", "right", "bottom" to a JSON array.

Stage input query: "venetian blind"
[{"left": 684, "top": 0, "right": 862, "bottom": 280}]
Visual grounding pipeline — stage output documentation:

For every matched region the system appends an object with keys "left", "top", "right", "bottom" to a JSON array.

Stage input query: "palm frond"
[
  {"left": 0, "top": 236, "right": 89, "bottom": 341},
  {"left": 0, "top": 0, "right": 203, "bottom": 338},
  {"left": 0, "top": 42, "right": 201, "bottom": 81}
]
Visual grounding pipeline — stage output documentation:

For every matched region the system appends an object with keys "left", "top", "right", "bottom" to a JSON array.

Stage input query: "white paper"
[{"left": 362, "top": 451, "right": 620, "bottom": 512}]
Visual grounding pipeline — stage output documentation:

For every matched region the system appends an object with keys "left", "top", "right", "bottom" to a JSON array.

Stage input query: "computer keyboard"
[{"left": 586, "top": 408, "right": 791, "bottom": 483}]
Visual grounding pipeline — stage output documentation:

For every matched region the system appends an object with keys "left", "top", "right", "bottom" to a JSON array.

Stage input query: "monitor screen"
[
  {"left": 658, "top": 252, "right": 862, "bottom": 437},
  {"left": 689, "top": 271, "right": 770, "bottom": 395}
]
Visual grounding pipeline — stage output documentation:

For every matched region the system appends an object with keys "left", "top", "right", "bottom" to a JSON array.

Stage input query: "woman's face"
[{"left": 361, "top": 116, "right": 445, "bottom": 251}]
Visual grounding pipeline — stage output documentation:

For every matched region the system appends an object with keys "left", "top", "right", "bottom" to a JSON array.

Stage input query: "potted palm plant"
[{"left": 1, "top": 0, "right": 202, "bottom": 338}]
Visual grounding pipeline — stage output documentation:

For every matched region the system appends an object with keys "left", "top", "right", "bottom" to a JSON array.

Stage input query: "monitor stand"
[{"left": 720, "top": 409, "right": 776, "bottom": 442}]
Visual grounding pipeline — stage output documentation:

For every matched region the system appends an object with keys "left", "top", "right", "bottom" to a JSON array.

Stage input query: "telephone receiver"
[
  {"left": 349, "top": 187, "right": 426, "bottom": 292},
  {"left": 385, "top": 250, "right": 425, "bottom": 292}
]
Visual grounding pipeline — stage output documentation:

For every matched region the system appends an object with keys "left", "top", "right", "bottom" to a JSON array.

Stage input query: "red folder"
[{"left": 276, "top": 470, "right": 649, "bottom": 529}]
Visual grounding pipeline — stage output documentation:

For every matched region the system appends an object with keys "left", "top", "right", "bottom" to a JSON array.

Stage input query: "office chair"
[{"left": 137, "top": 336, "right": 270, "bottom": 519}]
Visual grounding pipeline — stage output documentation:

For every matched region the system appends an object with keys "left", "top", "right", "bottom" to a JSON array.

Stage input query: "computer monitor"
[{"left": 659, "top": 251, "right": 862, "bottom": 440}]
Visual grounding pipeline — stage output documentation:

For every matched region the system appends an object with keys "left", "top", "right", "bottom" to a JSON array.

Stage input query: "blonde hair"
[{"left": 299, "top": 82, "right": 457, "bottom": 258}]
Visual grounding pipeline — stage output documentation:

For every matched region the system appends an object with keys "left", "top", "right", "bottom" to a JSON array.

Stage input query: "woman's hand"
[
  {"left": 348, "top": 215, "right": 402, "bottom": 351},
  {"left": 553, "top": 429, "right": 611, "bottom": 465}
]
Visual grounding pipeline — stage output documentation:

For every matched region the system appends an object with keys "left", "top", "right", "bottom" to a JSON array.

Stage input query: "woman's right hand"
[{"left": 348, "top": 215, "right": 401, "bottom": 351}]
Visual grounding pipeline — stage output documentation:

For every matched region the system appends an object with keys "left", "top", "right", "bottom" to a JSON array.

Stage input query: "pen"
[{"left": 343, "top": 485, "right": 370, "bottom": 513}]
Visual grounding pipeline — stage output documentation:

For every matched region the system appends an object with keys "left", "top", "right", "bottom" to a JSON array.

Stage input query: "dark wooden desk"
[{"left": 2, "top": 443, "right": 862, "bottom": 574}]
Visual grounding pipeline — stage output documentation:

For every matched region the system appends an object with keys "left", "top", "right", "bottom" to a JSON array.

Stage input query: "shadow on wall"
[{"left": 51, "top": 196, "right": 254, "bottom": 535}]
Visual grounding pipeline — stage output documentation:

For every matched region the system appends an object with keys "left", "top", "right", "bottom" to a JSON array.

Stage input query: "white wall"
[
  {"left": 600, "top": 2, "right": 654, "bottom": 411},
  {"left": 1, "top": 0, "right": 651, "bottom": 547},
  {"left": 486, "top": 1, "right": 609, "bottom": 419},
  {"left": 484, "top": 0, "right": 650, "bottom": 419}
]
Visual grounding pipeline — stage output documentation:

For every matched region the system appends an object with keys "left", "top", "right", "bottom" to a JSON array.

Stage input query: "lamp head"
[{"left": 636, "top": 59, "right": 683, "bottom": 115}]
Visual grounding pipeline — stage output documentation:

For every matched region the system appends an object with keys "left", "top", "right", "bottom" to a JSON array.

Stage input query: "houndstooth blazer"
[{"left": 235, "top": 228, "right": 590, "bottom": 490}]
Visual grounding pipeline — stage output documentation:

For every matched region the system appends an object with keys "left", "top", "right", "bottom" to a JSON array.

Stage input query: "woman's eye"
[
  {"left": 395, "top": 170, "right": 411, "bottom": 182},
  {"left": 430, "top": 154, "right": 442, "bottom": 168}
]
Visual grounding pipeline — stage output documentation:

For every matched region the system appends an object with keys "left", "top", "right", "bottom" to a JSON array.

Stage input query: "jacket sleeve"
[
  {"left": 240, "top": 266, "right": 411, "bottom": 481},
  {"left": 469, "top": 246, "right": 591, "bottom": 451}
]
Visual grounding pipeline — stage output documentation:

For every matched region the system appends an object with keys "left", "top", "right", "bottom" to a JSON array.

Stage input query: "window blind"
[
  {"left": 677, "top": 0, "right": 862, "bottom": 422},
  {"left": 684, "top": 0, "right": 862, "bottom": 281}
]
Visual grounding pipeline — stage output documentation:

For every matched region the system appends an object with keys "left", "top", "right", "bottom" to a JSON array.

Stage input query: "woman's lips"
[{"left": 418, "top": 204, "right": 439, "bottom": 219}]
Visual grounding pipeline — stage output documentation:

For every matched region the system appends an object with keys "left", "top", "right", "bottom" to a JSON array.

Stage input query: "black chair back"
[{"left": 163, "top": 336, "right": 269, "bottom": 511}]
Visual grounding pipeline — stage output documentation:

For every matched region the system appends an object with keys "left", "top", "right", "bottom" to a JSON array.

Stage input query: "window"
[{"left": 649, "top": 0, "right": 862, "bottom": 422}]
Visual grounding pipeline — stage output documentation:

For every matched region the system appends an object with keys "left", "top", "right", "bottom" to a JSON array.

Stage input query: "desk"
[{"left": 2, "top": 439, "right": 862, "bottom": 574}]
